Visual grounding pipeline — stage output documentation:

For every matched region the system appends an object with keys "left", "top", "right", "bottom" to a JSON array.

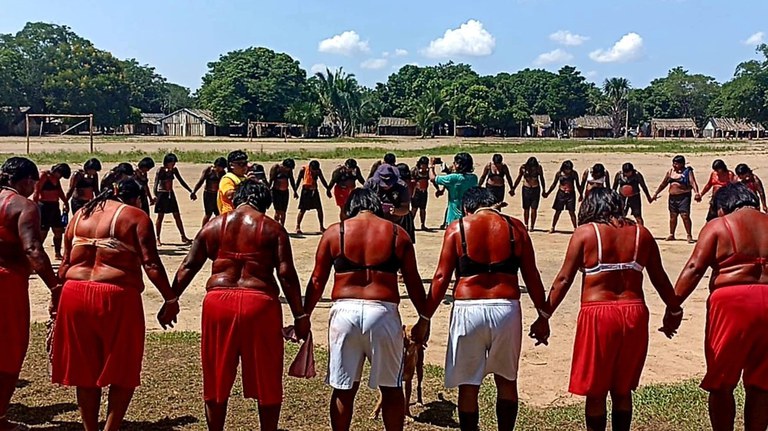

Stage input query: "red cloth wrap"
[
  {"left": 569, "top": 300, "right": 649, "bottom": 397},
  {"left": 0, "top": 267, "right": 30, "bottom": 374},
  {"left": 701, "top": 284, "right": 768, "bottom": 392},
  {"left": 51, "top": 280, "right": 145, "bottom": 388},
  {"left": 334, "top": 185, "right": 352, "bottom": 208},
  {"left": 202, "top": 289, "right": 283, "bottom": 405}
]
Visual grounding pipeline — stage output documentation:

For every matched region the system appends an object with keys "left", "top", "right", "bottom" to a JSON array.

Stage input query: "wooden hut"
[
  {"left": 702, "top": 118, "right": 765, "bottom": 139},
  {"left": 530, "top": 114, "right": 553, "bottom": 137},
  {"left": 651, "top": 118, "right": 698, "bottom": 138},
  {"left": 569, "top": 115, "right": 613, "bottom": 138},
  {"left": 0, "top": 106, "right": 41, "bottom": 136},
  {"left": 159, "top": 108, "right": 220, "bottom": 137},
  {"left": 377, "top": 117, "right": 418, "bottom": 136},
  {"left": 118, "top": 113, "right": 164, "bottom": 135}
]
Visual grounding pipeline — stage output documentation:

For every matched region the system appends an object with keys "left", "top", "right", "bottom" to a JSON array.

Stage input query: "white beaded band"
[
  {"left": 164, "top": 297, "right": 179, "bottom": 305},
  {"left": 537, "top": 308, "right": 552, "bottom": 319},
  {"left": 294, "top": 314, "right": 309, "bottom": 320}
]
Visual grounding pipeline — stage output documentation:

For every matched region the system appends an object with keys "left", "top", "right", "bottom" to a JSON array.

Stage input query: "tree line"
[{"left": 2, "top": 22, "right": 768, "bottom": 136}]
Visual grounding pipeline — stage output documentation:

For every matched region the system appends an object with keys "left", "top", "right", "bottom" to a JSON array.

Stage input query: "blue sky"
[{"left": 1, "top": 0, "right": 766, "bottom": 90}]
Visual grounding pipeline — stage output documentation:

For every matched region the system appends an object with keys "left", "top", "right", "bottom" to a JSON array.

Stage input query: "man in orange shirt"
[{"left": 218, "top": 151, "right": 249, "bottom": 215}]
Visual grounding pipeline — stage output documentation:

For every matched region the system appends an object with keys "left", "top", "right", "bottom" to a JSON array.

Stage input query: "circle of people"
[{"left": 0, "top": 151, "right": 766, "bottom": 431}]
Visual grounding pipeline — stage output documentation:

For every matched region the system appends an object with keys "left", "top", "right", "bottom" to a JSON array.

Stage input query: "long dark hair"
[
  {"left": 578, "top": 188, "right": 633, "bottom": 226},
  {"left": 52, "top": 163, "right": 72, "bottom": 179},
  {"left": 712, "top": 183, "right": 759, "bottom": 215},
  {"left": 233, "top": 178, "right": 272, "bottom": 212},
  {"left": 1, "top": 157, "right": 39, "bottom": 187},
  {"left": 345, "top": 188, "right": 384, "bottom": 219},
  {"left": 81, "top": 178, "right": 142, "bottom": 217}
]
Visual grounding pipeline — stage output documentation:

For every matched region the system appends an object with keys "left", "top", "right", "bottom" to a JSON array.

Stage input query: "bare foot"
[
  {"left": 55, "top": 254, "right": 63, "bottom": 261},
  {"left": 420, "top": 225, "right": 427, "bottom": 231},
  {"left": 549, "top": 228, "right": 555, "bottom": 234},
  {"left": 157, "top": 239, "right": 164, "bottom": 247},
  {"left": 181, "top": 237, "right": 193, "bottom": 245},
  {"left": 687, "top": 235, "right": 695, "bottom": 244},
  {"left": 320, "top": 227, "right": 326, "bottom": 233},
  {"left": 665, "top": 235, "right": 675, "bottom": 241},
  {"left": 295, "top": 228, "right": 303, "bottom": 235}
]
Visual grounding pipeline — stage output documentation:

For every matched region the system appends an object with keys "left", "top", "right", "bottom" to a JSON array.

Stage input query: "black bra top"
[
  {"left": 333, "top": 221, "right": 400, "bottom": 274},
  {"left": 41, "top": 176, "right": 58, "bottom": 191},
  {"left": 456, "top": 213, "right": 521, "bottom": 278},
  {"left": 75, "top": 171, "right": 97, "bottom": 189}
]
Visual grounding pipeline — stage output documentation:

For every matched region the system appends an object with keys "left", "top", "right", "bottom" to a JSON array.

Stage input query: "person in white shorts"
[
  {"left": 422, "top": 187, "right": 549, "bottom": 431},
  {"left": 304, "top": 188, "right": 429, "bottom": 431}
]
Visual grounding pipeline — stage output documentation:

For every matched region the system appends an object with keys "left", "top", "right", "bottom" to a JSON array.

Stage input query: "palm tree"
[
  {"left": 411, "top": 89, "right": 445, "bottom": 138},
  {"left": 602, "top": 77, "right": 630, "bottom": 138},
  {"left": 284, "top": 101, "right": 322, "bottom": 137},
  {"left": 314, "top": 67, "right": 363, "bottom": 137}
]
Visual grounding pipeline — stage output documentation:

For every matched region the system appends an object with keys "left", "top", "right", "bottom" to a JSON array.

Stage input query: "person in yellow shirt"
[{"left": 218, "top": 151, "right": 249, "bottom": 215}]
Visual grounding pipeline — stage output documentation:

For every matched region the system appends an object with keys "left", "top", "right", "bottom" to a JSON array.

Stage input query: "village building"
[
  {"left": 702, "top": 117, "right": 765, "bottom": 139},
  {"left": 159, "top": 108, "right": 221, "bottom": 137},
  {"left": 529, "top": 114, "right": 553, "bottom": 137},
  {"left": 569, "top": 115, "right": 613, "bottom": 138},
  {"left": 651, "top": 118, "right": 699, "bottom": 138},
  {"left": 377, "top": 117, "right": 419, "bottom": 136}
]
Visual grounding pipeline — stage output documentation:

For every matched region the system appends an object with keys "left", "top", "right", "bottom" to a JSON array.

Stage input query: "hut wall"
[
  {"left": 378, "top": 126, "right": 419, "bottom": 136},
  {"left": 571, "top": 128, "right": 611, "bottom": 138},
  {"left": 161, "top": 111, "right": 211, "bottom": 137}
]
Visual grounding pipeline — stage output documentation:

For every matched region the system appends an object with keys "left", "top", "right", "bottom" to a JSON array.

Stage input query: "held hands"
[
  {"left": 151, "top": 197, "right": 158, "bottom": 205},
  {"left": 509, "top": 189, "right": 515, "bottom": 197},
  {"left": 658, "top": 307, "right": 683, "bottom": 339},
  {"left": 49, "top": 284, "right": 63, "bottom": 319},
  {"left": 694, "top": 194, "right": 702, "bottom": 202},
  {"left": 157, "top": 300, "right": 180, "bottom": 330},
  {"left": 763, "top": 205, "right": 768, "bottom": 213},
  {"left": 412, "top": 318, "right": 431, "bottom": 347},
  {"left": 190, "top": 193, "right": 198, "bottom": 201},
  {"left": 294, "top": 315, "right": 311, "bottom": 341},
  {"left": 529, "top": 316, "right": 550, "bottom": 346},
  {"left": 542, "top": 191, "right": 549, "bottom": 199},
  {"left": 62, "top": 205, "right": 69, "bottom": 214},
  {"left": 326, "top": 190, "right": 333, "bottom": 199}
]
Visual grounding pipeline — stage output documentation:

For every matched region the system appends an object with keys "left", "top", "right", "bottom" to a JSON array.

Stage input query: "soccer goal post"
[{"left": 25, "top": 113, "right": 94, "bottom": 154}]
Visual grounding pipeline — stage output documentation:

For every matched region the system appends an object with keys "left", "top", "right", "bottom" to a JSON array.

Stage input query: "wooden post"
[
  {"left": 89, "top": 114, "right": 94, "bottom": 153},
  {"left": 25, "top": 114, "right": 30, "bottom": 154}
]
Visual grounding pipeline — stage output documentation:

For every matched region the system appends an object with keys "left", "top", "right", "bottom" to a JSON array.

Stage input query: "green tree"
[
  {"left": 122, "top": 59, "right": 168, "bottom": 113},
  {"left": 410, "top": 88, "right": 445, "bottom": 138},
  {"left": 640, "top": 67, "right": 720, "bottom": 126},
  {"left": 546, "top": 66, "right": 591, "bottom": 128},
  {"left": 602, "top": 77, "right": 630, "bottom": 137},
  {"left": 164, "top": 83, "right": 196, "bottom": 113},
  {"left": 284, "top": 101, "right": 322, "bottom": 137},
  {"left": 710, "top": 44, "right": 768, "bottom": 124},
  {"left": 313, "top": 67, "right": 363, "bottom": 136}
]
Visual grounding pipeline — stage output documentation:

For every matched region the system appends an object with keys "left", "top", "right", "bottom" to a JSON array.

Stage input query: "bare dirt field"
[{"left": 20, "top": 137, "right": 763, "bottom": 408}]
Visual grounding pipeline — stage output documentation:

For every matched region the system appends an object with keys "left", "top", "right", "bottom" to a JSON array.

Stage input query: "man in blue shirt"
[{"left": 430, "top": 153, "right": 478, "bottom": 226}]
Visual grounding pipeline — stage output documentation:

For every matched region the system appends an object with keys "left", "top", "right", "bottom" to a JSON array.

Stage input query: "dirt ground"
[{"left": 24, "top": 144, "right": 765, "bottom": 407}]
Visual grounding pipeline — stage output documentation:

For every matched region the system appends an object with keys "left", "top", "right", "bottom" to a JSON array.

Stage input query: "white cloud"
[
  {"left": 394, "top": 48, "right": 409, "bottom": 57},
  {"left": 589, "top": 33, "right": 644, "bottom": 63},
  {"left": 533, "top": 48, "right": 573, "bottom": 66},
  {"left": 549, "top": 30, "right": 589, "bottom": 46},
  {"left": 318, "top": 31, "right": 370, "bottom": 56},
  {"left": 585, "top": 70, "right": 599, "bottom": 81},
  {"left": 423, "top": 20, "right": 496, "bottom": 58},
  {"left": 745, "top": 32, "right": 765, "bottom": 45},
  {"left": 360, "top": 58, "right": 389, "bottom": 70},
  {"left": 310, "top": 63, "right": 330, "bottom": 74}
]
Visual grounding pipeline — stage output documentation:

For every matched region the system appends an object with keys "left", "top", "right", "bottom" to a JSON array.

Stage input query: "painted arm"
[
  {"left": 33, "top": 174, "right": 44, "bottom": 202},
  {"left": 318, "top": 170, "right": 330, "bottom": 191},
  {"left": 268, "top": 165, "right": 278, "bottom": 188},
  {"left": 604, "top": 171, "right": 611, "bottom": 190},
  {"left": 400, "top": 233, "right": 427, "bottom": 316},
  {"left": 644, "top": 229, "right": 679, "bottom": 310},
  {"left": 544, "top": 172, "right": 559, "bottom": 196},
  {"left": 137, "top": 213, "right": 179, "bottom": 328},
  {"left": 700, "top": 173, "right": 713, "bottom": 197},
  {"left": 579, "top": 170, "right": 589, "bottom": 195},
  {"left": 538, "top": 167, "right": 547, "bottom": 195},
  {"left": 512, "top": 166, "right": 524, "bottom": 189},
  {"left": 674, "top": 223, "right": 718, "bottom": 304},
  {"left": 504, "top": 165, "right": 515, "bottom": 189},
  {"left": 758, "top": 176, "right": 768, "bottom": 212},
  {"left": 518, "top": 227, "right": 546, "bottom": 310},
  {"left": 172, "top": 224, "right": 211, "bottom": 297},
  {"left": 425, "top": 226, "right": 459, "bottom": 317},
  {"left": 326, "top": 168, "right": 340, "bottom": 189},
  {"left": 192, "top": 167, "right": 209, "bottom": 194},
  {"left": 174, "top": 168, "right": 194, "bottom": 194},
  {"left": 690, "top": 171, "right": 701, "bottom": 197},
  {"left": 542, "top": 229, "right": 584, "bottom": 315},
  {"left": 653, "top": 171, "right": 671, "bottom": 199},
  {"left": 304, "top": 232, "right": 333, "bottom": 316},
  {"left": 275, "top": 225, "right": 310, "bottom": 339},
  {"left": 638, "top": 173, "right": 653, "bottom": 202},
  {"left": 478, "top": 164, "right": 490, "bottom": 186},
  {"left": 19, "top": 201, "right": 58, "bottom": 289}
]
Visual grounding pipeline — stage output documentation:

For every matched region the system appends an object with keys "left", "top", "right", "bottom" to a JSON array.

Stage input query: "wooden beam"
[
  {"left": 25, "top": 114, "right": 30, "bottom": 154},
  {"left": 26, "top": 114, "right": 92, "bottom": 119}
]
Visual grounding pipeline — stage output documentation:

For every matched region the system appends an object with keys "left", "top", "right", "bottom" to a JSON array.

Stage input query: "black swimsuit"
[
  {"left": 333, "top": 221, "right": 400, "bottom": 274},
  {"left": 456, "top": 213, "right": 521, "bottom": 277}
]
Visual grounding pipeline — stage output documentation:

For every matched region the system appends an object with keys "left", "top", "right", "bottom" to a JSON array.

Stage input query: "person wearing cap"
[
  {"left": 218, "top": 151, "right": 249, "bottom": 216},
  {"left": 429, "top": 153, "right": 478, "bottom": 226},
  {"left": 365, "top": 164, "right": 416, "bottom": 243},
  {"left": 328, "top": 159, "right": 365, "bottom": 221},
  {"left": 368, "top": 153, "right": 398, "bottom": 179}
]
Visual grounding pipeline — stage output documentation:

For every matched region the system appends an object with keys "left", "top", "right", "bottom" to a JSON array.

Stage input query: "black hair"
[
  {"left": 344, "top": 159, "right": 357, "bottom": 170},
  {"left": 84, "top": 158, "right": 102, "bottom": 172},
  {"left": 454, "top": 152, "right": 474, "bottom": 174},
  {"left": 52, "top": 163, "right": 72, "bottom": 179},
  {"left": 712, "top": 159, "right": 727, "bottom": 171},
  {"left": 283, "top": 158, "right": 296, "bottom": 169},
  {"left": 492, "top": 154, "right": 503, "bottom": 164},
  {"left": 232, "top": 178, "right": 272, "bottom": 212},
  {"left": 227, "top": 150, "right": 248, "bottom": 165},
  {"left": 214, "top": 157, "right": 227, "bottom": 168},
  {"left": 525, "top": 157, "right": 539, "bottom": 168},
  {"left": 115, "top": 162, "right": 134, "bottom": 176},
  {"left": 591, "top": 163, "right": 606, "bottom": 178},
  {"left": 560, "top": 160, "right": 574, "bottom": 172},
  {"left": 735, "top": 163, "right": 752, "bottom": 176},
  {"left": 309, "top": 160, "right": 320, "bottom": 170},
  {"left": 396, "top": 163, "right": 411, "bottom": 180},
  {"left": 622, "top": 162, "right": 635, "bottom": 173},
  {"left": 578, "top": 187, "right": 633, "bottom": 226},
  {"left": 1, "top": 157, "right": 39, "bottom": 186},
  {"left": 384, "top": 153, "right": 396, "bottom": 165},
  {"left": 138, "top": 157, "right": 155, "bottom": 170},
  {"left": 345, "top": 187, "right": 384, "bottom": 218},
  {"left": 712, "top": 183, "right": 759, "bottom": 215},
  {"left": 463, "top": 187, "right": 498, "bottom": 214},
  {"left": 673, "top": 155, "right": 686, "bottom": 165},
  {"left": 163, "top": 153, "right": 178, "bottom": 166},
  {"left": 82, "top": 178, "right": 142, "bottom": 217},
  {"left": 417, "top": 156, "right": 429, "bottom": 166}
]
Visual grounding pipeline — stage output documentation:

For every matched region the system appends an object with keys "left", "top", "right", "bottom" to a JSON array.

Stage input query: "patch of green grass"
[{"left": 10, "top": 326, "right": 735, "bottom": 430}]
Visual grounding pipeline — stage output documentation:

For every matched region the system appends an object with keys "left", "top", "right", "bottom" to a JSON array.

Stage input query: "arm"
[
  {"left": 33, "top": 175, "right": 44, "bottom": 202},
  {"left": 612, "top": 172, "right": 620, "bottom": 192},
  {"left": 538, "top": 167, "right": 547, "bottom": 195},
  {"left": 478, "top": 164, "right": 490, "bottom": 186},
  {"left": 653, "top": 171, "right": 671, "bottom": 198},
  {"left": 268, "top": 165, "right": 278, "bottom": 188},
  {"left": 289, "top": 170, "right": 299, "bottom": 196},
  {"left": 504, "top": 165, "right": 515, "bottom": 190},
  {"left": 137, "top": 215, "right": 176, "bottom": 300},
  {"left": 304, "top": 232, "right": 333, "bottom": 316},
  {"left": 518, "top": 227, "right": 546, "bottom": 310},
  {"left": 174, "top": 168, "right": 194, "bottom": 194},
  {"left": 700, "top": 174, "right": 712, "bottom": 197},
  {"left": 541, "top": 230, "right": 584, "bottom": 315},
  {"left": 544, "top": 172, "right": 559, "bottom": 196},
  {"left": 604, "top": 171, "right": 611, "bottom": 190},
  {"left": 172, "top": 225, "right": 211, "bottom": 297},
  {"left": 400, "top": 236, "right": 427, "bottom": 316},
  {"left": 424, "top": 226, "right": 459, "bottom": 317},
  {"left": 153, "top": 169, "right": 161, "bottom": 194},
  {"left": 191, "top": 167, "right": 208, "bottom": 194},
  {"left": 690, "top": 171, "right": 701, "bottom": 197},
  {"left": 318, "top": 171, "right": 330, "bottom": 191},
  {"left": 637, "top": 173, "right": 652, "bottom": 202},
  {"left": 19, "top": 201, "right": 58, "bottom": 289},
  {"left": 57, "top": 181, "right": 68, "bottom": 211},
  {"left": 274, "top": 225, "right": 310, "bottom": 339},
  {"left": 368, "top": 161, "right": 382, "bottom": 179},
  {"left": 758, "top": 177, "right": 768, "bottom": 212},
  {"left": 674, "top": 223, "right": 718, "bottom": 305},
  {"left": 355, "top": 169, "right": 366, "bottom": 186},
  {"left": 579, "top": 170, "right": 588, "bottom": 195},
  {"left": 574, "top": 172, "right": 583, "bottom": 199},
  {"left": 512, "top": 166, "right": 524, "bottom": 189},
  {"left": 643, "top": 230, "right": 679, "bottom": 310},
  {"left": 296, "top": 168, "right": 305, "bottom": 192},
  {"left": 327, "top": 168, "right": 340, "bottom": 190},
  {"left": 66, "top": 172, "right": 80, "bottom": 200}
]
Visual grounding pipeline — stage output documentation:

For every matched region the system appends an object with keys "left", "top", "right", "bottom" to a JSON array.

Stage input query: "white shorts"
[
  {"left": 327, "top": 299, "right": 404, "bottom": 390},
  {"left": 445, "top": 299, "right": 522, "bottom": 388}
]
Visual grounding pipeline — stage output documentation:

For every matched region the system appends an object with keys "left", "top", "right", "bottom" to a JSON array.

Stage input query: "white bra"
[
  {"left": 587, "top": 171, "right": 607, "bottom": 185},
  {"left": 581, "top": 223, "right": 644, "bottom": 275}
]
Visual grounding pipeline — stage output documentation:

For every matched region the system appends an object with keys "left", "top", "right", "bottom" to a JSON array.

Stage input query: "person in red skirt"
[
  {"left": 52, "top": 179, "right": 178, "bottom": 431},
  {"left": 171, "top": 179, "right": 308, "bottom": 431},
  {"left": 0, "top": 157, "right": 59, "bottom": 431},
  {"left": 530, "top": 188, "right": 681, "bottom": 431},
  {"left": 327, "top": 159, "right": 365, "bottom": 221}
]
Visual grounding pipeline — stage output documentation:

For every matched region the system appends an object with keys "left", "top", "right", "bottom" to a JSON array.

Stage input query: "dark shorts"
[
  {"left": 272, "top": 189, "right": 289, "bottom": 212},
  {"left": 140, "top": 195, "right": 150, "bottom": 215},
  {"left": 522, "top": 186, "right": 541, "bottom": 210},
  {"left": 487, "top": 186, "right": 505, "bottom": 204},
  {"left": 622, "top": 194, "right": 642, "bottom": 218},
  {"left": 298, "top": 188, "right": 322, "bottom": 211},
  {"left": 706, "top": 198, "right": 718, "bottom": 222},
  {"left": 668, "top": 192, "right": 691, "bottom": 215},
  {"left": 70, "top": 198, "right": 88, "bottom": 215},
  {"left": 39, "top": 202, "right": 64, "bottom": 230},
  {"left": 553, "top": 190, "right": 576, "bottom": 212},
  {"left": 395, "top": 214, "right": 416, "bottom": 244},
  {"left": 155, "top": 192, "right": 180, "bottom": 214},
  {"left": 412, "top": 189, "right": 428, "bottom": 210},
  {"left": 203, "top": 191, "right": 219, "bottom": 216}
]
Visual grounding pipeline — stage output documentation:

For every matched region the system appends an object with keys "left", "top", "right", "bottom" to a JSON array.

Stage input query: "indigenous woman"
[
  {"left": 478, "top": 154, "right": 514, "bottom": 205},
  {"left": 295, "top": 160, "right": 330, "bottom": 234},
  {"left": 327, "top": 159, "right": 364, "bottom": 221},
  {"left": 410, "top": 157, "right": 435, "bottom": 231},
  {"left": 134, "top": 157, "right": 156, "bottom": 215},
  {"left": 581, "top": 163, "right": 611, "bottom": 197},
  {"left": 612, "top": 163, "right": 652, "bottom": 226},
  {"left": 543, "top": 160, "right": 581, "bottom": 233},
  {"left": 66, "top": 158, "right": 102, "bottom": 215},
  {"left": 652, "top": 155, "right": 701, "bottom": 243},
  {"left": 34, "top": 163, "right": 71, "bottom": 260},
  {"left": 268, "top": 158, "right": 298, "bottom": 226},
  {"left": 700, "top": 159, "right": 736, "bottom": 222},
  {"left": 513, "top": 157, "right": 546, "bottom": 231},
  {"left": 735, "top": 163, "right": 767, "bottom": 212},
  {"left": 192, "top": 157, "right": 227, "bottom": 226},
  {"left": 154, "top": 153, "right": 195, "bottom": 245}
]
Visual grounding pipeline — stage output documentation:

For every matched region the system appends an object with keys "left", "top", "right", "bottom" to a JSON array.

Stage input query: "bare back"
[
  {"left": 704, "top": 209, "right": 768, "bottom": 289},
  {"left": 0, "top": 191, "right": 35, "bottom": 273}
]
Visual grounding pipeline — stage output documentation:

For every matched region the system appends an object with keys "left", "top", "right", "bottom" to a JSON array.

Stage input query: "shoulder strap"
[
  {"left": 109, "top": 204, "right": 128, "bottom": 237},
  {"left": 339, "top": 221, "right": 346, "bottom": 256},
  {"left": 591, "top": 223, "right": 603, "bottom": 264},
  {"left": 73, "top": 208, "right": 86, "bottom": 235},
  {"left": 721, "top": 217, "right": 738, "bottom": 254},
  {"left": 502, "top": 214, "right": 516, "bottom": 246},
  {"left": 459, "top": 217, "right": 468, "bottom": 255},
  {"left": 391, "top": 222, "right": 398, "bottom": 256},
  {"left": 633, "top": 225, "right": 641, "bottom": 261}
]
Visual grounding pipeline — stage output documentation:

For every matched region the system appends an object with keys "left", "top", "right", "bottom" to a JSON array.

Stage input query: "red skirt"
[
  {"left": 51, "top": 280, "right": 145, "bottom": 388},
  {"left": 334, "top": 185, "right": 352, "bottom": 208},
  {"left": 702, "top": 285, "right": 768, "bottom": 392},
  {"left": 569, "top": 300, "right": 649, "bottom": 397},
  {"left": 0, "top": 267, "right": 30, "bottom": 374},
  {"left": 202, "top": 289, "right": 283, "bottom": 405}
]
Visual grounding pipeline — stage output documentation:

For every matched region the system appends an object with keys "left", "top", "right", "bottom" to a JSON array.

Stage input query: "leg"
[
  {"left": 155, "top": 213, "right": 164, "bottom": 244},
  {"left": 330, "top": 384, "right": 359, "bottom": 431},
  {"left": 380, "top": 386, "right": 405, "bottom": 430},
  {"left": 0, "top": 373, "right": 19, "bottom": 431},
  {"left": 205, "top": 400, "right": 228, "bottom": 431},
  {"left": 744, "top": 386, "right": 768, "bottom": 431},
  {"left": 530, "top": 208, "right": 538, "bottom": 231},
  {"left": 404, "top": 380, "right": 413, "bottom": 417},
  {"left": 257, "top": 403, "right": 281, "bottom": 431},
  {"left": 317, "top": 207, "right": 325, "bottom": 232},
  {"left": 457, "top": 385, "right": 480, "bottom": 431},
  {"left": 681, "top": 212, "right": 694, "bottom": 242},
  {"left": 494, "top": 375, "right": 519, "bottom": 431},
  {"left": 76, "top": 387, "right": 102, "bottom": 431},
  {"left": 523, "top": 208, "right": 530, "bottom": 229},
  {"left": 709, "top": 389, "right": 736, "bottom": 431},
  {"left": 667, "top": 213, "right": 678, "bottom": 240},
  {"left": 416, "top": 349, "right": 424, "bottom": 405},
  {"left": 550, "top": 210, "right": 562, "bottom": 232},
  {"left": 295, "top": 210, "right": 306, "bottom": 233},
  {"left": 568, "top": 210, "right": 577, "bottom": 229},
  {"left": 635, "top": 215, "right": 644, "bottom": 226},
  {"left": 172, "top": 212, "right": 191, "bottom": 242},
  {"left": 419, "top": 208, "right": 427, "bottom": 229},
  {"left": 52, "top": 227, "right": 64, "bottom": 259},
  {"left": 103, "top": 385, "right": 135, "bottom": 431},
  {"left": 609, "top": 391, "right": 633, "bottom": 431},
  {"left": 584, "top": 396, "right": 608, "bottom": 431}
]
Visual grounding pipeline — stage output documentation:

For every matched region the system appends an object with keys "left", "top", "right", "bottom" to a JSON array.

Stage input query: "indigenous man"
[
  {"left": 612, "top": 163, "right": 653, "bottom": 226},
  {"left": 0, "top": 157, "right": 59, "bottom": 431},
  {"left": 304, "top": 188, "right": 429, "bottom": 431},
  {"left": 735, "top": 163, "right": 767, "bottom": 212},
  {"left": 154, "top": 153, "right": 195, "bottom": 245},
  {"left": 478, "top": 154, "right": 515, "bottom": 204},
  {"left": 327, "top": 159, "right": 365, "bottom": 221},
  {"left": 53, "top": 179, "right": 179, "bottom": 431},
  {"left": 668, "top": 183, "right": 768, "bottom": 431},
  {"left": 192, "top": 157, "right": 227, "bottom": 226},
  {"left": 34, "top": 163, "right": 71, "bottom": 260},
  {"left": 134, "top": 157, "right": 156, "bottom": 215},
  {"left": 424, "top": 187, "right": 548, "bottom": 431},
  {"left": 268, "top": 158, "right": 298, "bottom": 226},
  {"left": 410, "top": 157, "right": 435, "bottom": 231},
  {"left": 543, "top": 160, "right": 582, "bottom": 233},
  {"left": 652, "top": 155, "right": 701, "bottom": 243},
  {"left": 580, "top": 163, "right": 611, "bottom": 197},
  {"left": 530, "top": 188, "right": 681, "bottom": 431},
  {"left": 512, "top": 157, "right": 546, "bottom": 231},
  {"left": 429, "top": 153, "right": 478, "bottom": 227},
  {"left": 295, "top": 160, "right": 331, "bottom": 234},
  {"left": 700, "top": 159, "right": 737, "bottom": 222},
  {"left": 366, "top": 164, "right": 416, "bottom": 243},
  {"left": 218, "top": 150, "right": 249, "bottom": 216},
  {"left": 66, "top": 158, "right": 102, "bottom": 214},
  {"left": 172, "top": 179, "right": 309, "bottom": 431}
]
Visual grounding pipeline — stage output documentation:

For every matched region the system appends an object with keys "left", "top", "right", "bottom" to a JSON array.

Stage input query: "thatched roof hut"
[
  {"left": 570, "top": 115, "right": 613, "bottom": 138},
  {"left": 377, "top": 117, "right": 418, "bottom": 136},
  {"left": 703, "top": 117, "right": 765, "bottom": 139},
  {"left": 529, "top": 114, "right": 553, "bottom": 137},
  {"left": 650, "top": 118, "right": 698, "bottom": 138}
]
